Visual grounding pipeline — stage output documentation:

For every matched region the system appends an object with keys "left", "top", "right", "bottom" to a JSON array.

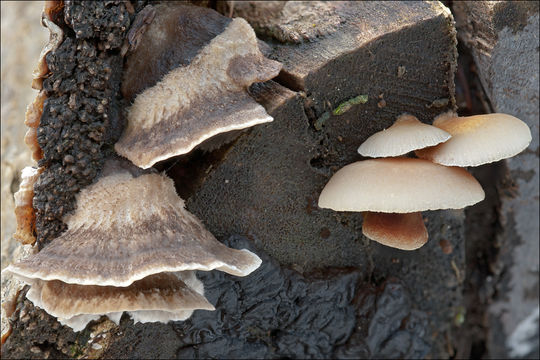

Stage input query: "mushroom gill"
[{"left": 115, "top": 15, "right": 283, "bottom": 168}]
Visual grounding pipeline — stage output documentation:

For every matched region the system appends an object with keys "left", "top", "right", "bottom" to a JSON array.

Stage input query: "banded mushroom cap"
[
  {"left": 362, "top": 212, "right": 428, "bottom": 251},
  {"left": 358, "top": 114, "right": 451, "bottom": 157},
  {"left": 415, "top": 112, "right": 532, "bottom": 166},
  {"left": 115, "top": 11, "right": 282, "bottom": 169},
  {"left": 3, "top": 161, "right": 262, "bottom": 287},
  {"left": 26, "top": 272, "right": 213, "bottom": 332},
  {"left": 318, "top": 158, "right": 485, "bottom": 213}
]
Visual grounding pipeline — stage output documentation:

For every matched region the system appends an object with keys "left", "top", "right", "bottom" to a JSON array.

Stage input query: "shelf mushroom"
[
  {"left": 13, "top": 166, "right": 43, "bottom": 246},
  {"left": 415, "top": 112, "right": 532, "bottom": 166},
  {"left": 25, "top": 272, "right": 213, "bottom": 332},
  {"left": 115, "top": 6, "right": 282, "bottom": 169},
  {"left": 318, "top": 158, "right": 485, "bottom": 250},
  {"left": 3, "top": 159, "right": 262, "bottom": 331}
]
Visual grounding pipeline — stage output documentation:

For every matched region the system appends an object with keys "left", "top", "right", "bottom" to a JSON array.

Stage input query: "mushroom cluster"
[
  {"left": 6, "top": 3, "right": 282, "bottom": 332},
  {"left": 319, "top": 112, "right": 532, "bottom": 250},
  {"left": 4, "top": 159, "right": 262, "bottom": 331}
]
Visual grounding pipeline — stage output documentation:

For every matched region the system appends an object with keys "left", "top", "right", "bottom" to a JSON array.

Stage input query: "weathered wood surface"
[
  {"left": 453, "top": 2, "right": 539, "bottom": 359},
  {"left": 184, "top": 1, "right": 463, "bottom": 359},
  {"left": 2, "top": 1, "right": 467, "bottom": 359}
]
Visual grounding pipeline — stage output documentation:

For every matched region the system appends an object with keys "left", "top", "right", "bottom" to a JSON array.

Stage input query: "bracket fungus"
[
  {"left": 318, "top": 158, "right": 485, "bottom": 250},
  {"left": 115, "top": 12, "right": 283, "bottom": 168},
  {"left": 3, "top": 159, "right": 261, "bottom": 330},
  {"left": 358, "top": 114, "right": 451, "bottom": 157},
  {"left": 415, "top": 112, "right": 532, "bottom": 166},
  {"left": 13, "top": 167, "right": 43, "bottom": 246},
  {"left": 25, "top": 272, "right": 213, "bottom": 332}
]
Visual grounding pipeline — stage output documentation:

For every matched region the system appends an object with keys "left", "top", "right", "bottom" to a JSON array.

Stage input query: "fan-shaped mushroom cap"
[
  {"left": 26, "top": 272, "right": 213, "bottom": 331},
  {"left": 115, "top": 17, "right": 282, "bottom": 169},
  {"left": 415, "top": 113, "right": 532, "bottom": 166},
  {"left": 362, "top": 212, "right": 428, "bottom": 251},
  {"left": 358, "top": 114, "right": 451, "bottom": 157},
  {"left": 318, "top": 158, "right": 485, "bottom": 213},
  {"left": 3, "top": 164, "right": 262, "bottom": 286}
]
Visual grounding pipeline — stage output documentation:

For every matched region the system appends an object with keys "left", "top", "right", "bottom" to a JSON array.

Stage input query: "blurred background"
[{"left": 1, "top": 1, "right": 47, "bottom": 269}]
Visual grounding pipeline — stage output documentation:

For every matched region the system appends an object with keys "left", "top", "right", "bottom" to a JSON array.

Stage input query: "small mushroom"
[
  {"left": 318, "top": 158, "right": 484, "bottom": 250},
  {"left": 358, "top": 114, "right": 451, "bottom": 157},
  {"left": 362, "top": 212, "right": 428, "bottom": 251},
  {"left": 4, "top": 160, "right": 262, "bottom": 287},
  {"left": 115, "top": 16, "right": 282, "bottom": 168},
  {"left": 318, "top": 158, "right": 485, "bottom": 213},
  {"left": 415, "top": 112, "right": 532, "bottom": 166},
  {"left": 13, "top": 167, "right": 43, "bottom": 245},
  {"left": 25, "top": 272, "right": 213, "bottom": 331}
]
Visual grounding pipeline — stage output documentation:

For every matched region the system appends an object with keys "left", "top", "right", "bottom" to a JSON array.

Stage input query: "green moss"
[{"left": 332, "top": 95, "right": 368, "bottom": 115}]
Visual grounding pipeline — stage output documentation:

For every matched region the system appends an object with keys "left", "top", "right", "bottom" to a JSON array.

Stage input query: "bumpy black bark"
[
  {"left": 34, "top": 1, "right": 130, "bottom": 248},
  {"left": 100, "top": 236, "right": 430, "bottom": 359}
]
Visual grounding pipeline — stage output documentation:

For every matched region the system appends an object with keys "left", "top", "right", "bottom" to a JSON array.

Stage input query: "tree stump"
[{"left": 2, "top": 1, "right": 467, "bottom": 359}]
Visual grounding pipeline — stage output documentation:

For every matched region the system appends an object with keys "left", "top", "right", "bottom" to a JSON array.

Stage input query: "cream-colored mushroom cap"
[
  {"left": 362, "top": 212, "right": 428, "bottom": 251},
  {"left": 415, "top": 113, "right": 532, "bottom": 166},
  {"left": 318, "top": 158, "right": 485, "bottom": 212},
  {"left": 358, "top": 114, "right": 451, "bottom": 157},
  {"left": 3, "top": 161, "right": 262, "bottom": 287}
]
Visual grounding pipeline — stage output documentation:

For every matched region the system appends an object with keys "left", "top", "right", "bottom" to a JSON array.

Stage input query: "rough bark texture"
[
  {"left": 3, "top": 1, "right": 469, "bottom": 359},
  {"left": 34, "top": 0, "right": 131, "bottom": 248},
  {"left": 453, "top": 2, "right": 539, "bottom": 359}
]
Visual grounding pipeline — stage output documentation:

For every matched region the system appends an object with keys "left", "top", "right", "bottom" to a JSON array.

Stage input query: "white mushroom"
[{"left": 358, "top": 114, "right": 451, "bottom": 157}]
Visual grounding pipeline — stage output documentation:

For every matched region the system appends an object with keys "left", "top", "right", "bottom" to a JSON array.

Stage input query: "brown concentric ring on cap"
[
  {"left": 115, "top": 17, "right": 282, "bottom": 169},
  {"left": 3, "top": 160, "right": 262, "bottom": 287}
]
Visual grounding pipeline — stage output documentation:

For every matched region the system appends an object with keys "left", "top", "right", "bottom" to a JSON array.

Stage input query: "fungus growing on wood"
[
  {"left": 24, "top": 91, "right": 46, "bottom": 161},
  {"left": 358, "top": 114, "right": 451, "bottom": 157},
  {"left": 115, "top": 16, "right": 282, "bottom": 168},
  {"left": 32, "top": 15, "right": 64, "bottom": 90},
  {"left": 3, "top": 159, "right": 262, "bottom": 331},
  {"left": 415, "top": 112, "right": 532, "bottom": 166},
  {"left": 4, "top": 161, "right": 262, "bottom": 286},
  {"left": 318, "top": 158, "right": 484, "bottom": 213},
  {"left": 318, "top": 158, "right": 484, "bottom": 250},
  {"left": 13, "top": 167, "right": 43, "bottom": 245},
  {"left": 25, "top": 272, "right": 213, "bottom": 331}
]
